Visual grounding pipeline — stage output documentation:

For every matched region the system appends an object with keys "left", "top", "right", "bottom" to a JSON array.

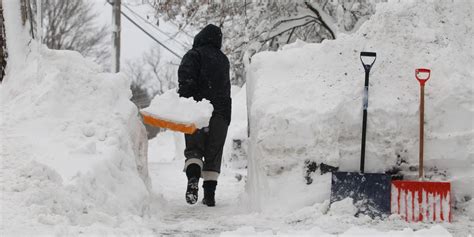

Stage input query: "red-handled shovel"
[{"left": 391, "top": 69, "right": 452, "bottom": 222}]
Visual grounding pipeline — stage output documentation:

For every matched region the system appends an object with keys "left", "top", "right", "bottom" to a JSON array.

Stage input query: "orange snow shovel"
[
  {"left": 140, "top": 111, "right": 197, "bottom": 134},
  {"left": 391, "top": 69, "right": 451, "bottom": 222}
]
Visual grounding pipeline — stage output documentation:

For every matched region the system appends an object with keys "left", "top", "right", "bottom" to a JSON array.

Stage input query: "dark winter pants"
[{"left": 184, "top": 115, "right": 229, "bottom": 181}]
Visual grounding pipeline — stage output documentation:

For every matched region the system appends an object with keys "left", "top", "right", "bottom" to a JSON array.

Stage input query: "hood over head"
[{"left": 192, "top": 24, "right": 223, "bottom": 49}]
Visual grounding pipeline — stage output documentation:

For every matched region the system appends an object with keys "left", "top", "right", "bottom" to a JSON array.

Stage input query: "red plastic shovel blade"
[{"left": 391, "top": 180, "right": 451, "bottom": 222}]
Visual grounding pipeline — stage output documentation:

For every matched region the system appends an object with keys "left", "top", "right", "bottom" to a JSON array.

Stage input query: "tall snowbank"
[
  {"left": 246, "top": 0, "right": 473, "bottom": 218},
  {"left": 1, "top": 1, "right": 153, "bottom": 234}
]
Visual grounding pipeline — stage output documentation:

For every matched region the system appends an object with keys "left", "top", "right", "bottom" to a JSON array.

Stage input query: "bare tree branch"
[
  {"left": 31, "top": 0, "right": 110, "bottom": 66},
  {"left": 262, "top": 19, "right": 318, "bottom": 43},
  {"left": 304, "top": 1, "right": 336, "bottom": 40}
]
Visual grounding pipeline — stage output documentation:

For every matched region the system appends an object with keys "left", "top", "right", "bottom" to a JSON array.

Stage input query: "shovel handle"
[
  {"left": 419, "top": 85, "right": 425, "bottom": 179},
  {"left": 360, "top": 52, "right": 377, "bottom": 71},
  {"left": 416, "top": 68, "right": 431, "bottom": 86},
  {"left": 360, "top": 51, "right": 376, "bottom": 57},
  {"left": 359, "top": 51, "right": 376, "bottom": 173},
  {"left": 416, "top": 68, "right": 430, "bottom": 179}
]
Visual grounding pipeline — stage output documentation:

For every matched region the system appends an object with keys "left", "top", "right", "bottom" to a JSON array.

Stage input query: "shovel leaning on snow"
[
  {"left": 330, "top": 52, "right": 392, "bottom": 218},
  {"left": 391, "top": 69, "right": 452, "bottom": 222}
]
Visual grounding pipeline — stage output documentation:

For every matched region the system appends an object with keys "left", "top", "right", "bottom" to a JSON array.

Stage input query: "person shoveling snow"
[
  {"left": 178, "top": 24, "right": 231, "bottom": 207},
  {"left": 146, "top": 24, "right": 231, "bottom": 207}
]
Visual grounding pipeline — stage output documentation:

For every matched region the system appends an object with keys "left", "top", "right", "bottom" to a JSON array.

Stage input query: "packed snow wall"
[
  {"left": 246, "top": 0, "right": 473, "bottom": 212},
  {"left": 1, "top": 1, "right": 152, "bottom": 235}
]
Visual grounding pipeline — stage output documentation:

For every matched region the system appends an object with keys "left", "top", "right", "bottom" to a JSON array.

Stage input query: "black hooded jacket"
[{"left": 178, "top": 24, "right": 231, "bottom": 124}]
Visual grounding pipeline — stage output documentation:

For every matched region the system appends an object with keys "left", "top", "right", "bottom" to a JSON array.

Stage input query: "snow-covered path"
[
  {"left": 148, "top": 161, "right": 252, "bottom": 235},
  {"left": 144, "top": 131, "right": 310, "bottom": 236},
  {"left": 147, "top": 161, "right": 331, "bottom": 236}
]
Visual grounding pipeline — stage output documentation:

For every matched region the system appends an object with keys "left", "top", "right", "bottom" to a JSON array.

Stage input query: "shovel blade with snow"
[
  {"left": 331, "top": 172, "right": 391, "bottom": 217},
  {"left": 390, "top": 69, "right": 451, "bottom": 222},
  {"left": 330, "top": 52, "right": 392, "bottom": 218},
  {"left": 391, "top": 180, "right": 451, "bottom": 222},
  {"left": 140, "top": 111, "right": 197, "bottom": 134}
]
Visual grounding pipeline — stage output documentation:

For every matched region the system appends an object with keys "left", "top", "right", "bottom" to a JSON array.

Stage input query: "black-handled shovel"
[
  {"left": 359, "top": 52, "right": 376, "bottom": 173},
  {"left": 329, "top": 51, "right": 391, "bottom": 218}
]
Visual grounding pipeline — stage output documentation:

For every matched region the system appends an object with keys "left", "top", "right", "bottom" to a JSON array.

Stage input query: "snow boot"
[
  {"left": 202, "top": 180, "right": 217, "bottom": 207},
  {"left": 185, "top": 164, "right": 201, "bottom": 204}
]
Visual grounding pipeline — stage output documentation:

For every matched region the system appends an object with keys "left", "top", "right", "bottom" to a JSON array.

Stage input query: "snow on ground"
[
  {"left": 220, "top": 225, "right": 452, "bottom": 236},
  {"left": 147, "top": 143, "right": 457, "bottom": 236},
  {"left": 246, "top": 0, "right": 473, "bottom": 235}
]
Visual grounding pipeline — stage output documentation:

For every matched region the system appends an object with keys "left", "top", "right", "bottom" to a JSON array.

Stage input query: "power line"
[
  {"left": 122, "top": 11, "right": 183, "bottom": 59},
  {"left": 106, "top": 1, "right": 183, "bottom": 60},
  {"left": 121, "top": 3, "right": 189, "bottom": 49},
  {"left": 143, "top": 1, "right": 194, "bottom": 39}
]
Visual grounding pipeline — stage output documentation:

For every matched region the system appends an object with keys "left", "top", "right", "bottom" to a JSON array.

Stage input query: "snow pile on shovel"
[
  {"left": 246, "top": 0, "right": 472, "bottom": 234},
  {"left": 143, "top": 90, "right": 213, "bottom": 128},
  {"left": 0, "top": 2, "right": 154, "bottom": 234}
]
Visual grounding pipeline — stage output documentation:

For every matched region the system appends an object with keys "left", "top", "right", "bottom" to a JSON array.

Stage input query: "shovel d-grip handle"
[
  {"left": 360, "top": 52, "right": 377, "bottom": 71},
  {"left": 415, "top": 68, "right": 431, "bottom": 86}
]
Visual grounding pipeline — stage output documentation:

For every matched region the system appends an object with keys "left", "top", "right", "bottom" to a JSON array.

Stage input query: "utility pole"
[
  {"left": 1, "top": 0, "right": 6, "bottom": 81},
  {"left": 20, "top": 0, "right": 27, "bottom": 25},
  {"left": 36, "top": 0, "right": 42, "bottom": 45},
  {"left": 112, "top": 0, "right": 121, "bottom": 73}
]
